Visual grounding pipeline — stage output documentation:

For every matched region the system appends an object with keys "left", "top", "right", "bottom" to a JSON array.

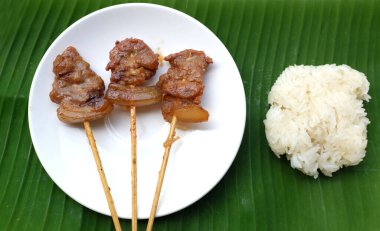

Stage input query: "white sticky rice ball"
[{"left": 264, "top": 64, "right": 370, "bottom": 178}]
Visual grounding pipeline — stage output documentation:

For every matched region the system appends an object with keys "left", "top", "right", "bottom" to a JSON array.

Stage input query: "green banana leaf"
[{"left": 1, "top": 0, "right": 379, "bottom": 230}]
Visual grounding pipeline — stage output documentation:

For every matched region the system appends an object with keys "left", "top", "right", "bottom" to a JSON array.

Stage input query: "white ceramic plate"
[{"left": 28, "top": 3, "right": 246, "bottom": 219}]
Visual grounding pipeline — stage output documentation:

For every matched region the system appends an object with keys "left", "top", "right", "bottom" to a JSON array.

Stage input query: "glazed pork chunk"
[
  {"left": 50, "top": 46, "right": 113, "bottom": 123},
  {"left": 106, "top": 38, "right": 159, "bottom": 86},
  {"left": 105, "top": 38, "right": 161, "bottom": 106},
  {"left": 157, "top": 49, "right": 213, "bottom": 122}
]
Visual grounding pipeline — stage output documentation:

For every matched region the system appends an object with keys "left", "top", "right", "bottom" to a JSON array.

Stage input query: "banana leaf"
[{"left": 1, "top": 0, "right": 379, "bottom": 230}]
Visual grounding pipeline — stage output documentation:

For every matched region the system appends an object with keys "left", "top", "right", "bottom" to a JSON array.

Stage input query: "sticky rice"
[{"left": 264, "top": 64, "right": 370, "bottom": 178}]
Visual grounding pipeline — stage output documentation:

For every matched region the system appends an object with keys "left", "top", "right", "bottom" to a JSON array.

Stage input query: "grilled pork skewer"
[
  {"left": 50, "top": 47, "right": 121, "bottom": 231},
  {"left": 105, "top": 38, "right": 160, "bottom": 231},
  {"left": 147, "top": 49, "right": 212, "bottom": 231}
]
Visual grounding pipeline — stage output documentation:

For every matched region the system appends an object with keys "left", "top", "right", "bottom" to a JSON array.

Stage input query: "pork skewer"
[
  {"left": 105, "top": 38, "right": 160, "bottom": 231},
  {"left": 147, "top": 50, "right": 212, "bottom": 231},
  {"left": 50, "top": 47, "right": 121, "bottom": 231}
]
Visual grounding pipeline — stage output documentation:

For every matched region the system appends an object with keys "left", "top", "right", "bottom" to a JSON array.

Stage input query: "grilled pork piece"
[
  {"left": 157, "top": 49, "right": 212, "bottom": 123},
  {"left": 161, "top": 95, "right": 209, "bottom": 123},
  {"left": 50, "top": 46, "right": 113, "bottom": 123},
  {"left": 105, "top": 38, "right": 161, "bottom": 107},
  {"left": 106, "top": 83, "right": 162, "bottom": 107},
  {"left": 106, "top": 38, "right": 159, "bottom": 86},
  {"left": 157, "top": 49, "right": 212, "bottom": 105}
]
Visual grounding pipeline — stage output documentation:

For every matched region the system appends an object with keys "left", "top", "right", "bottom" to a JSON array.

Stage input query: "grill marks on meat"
[
  {"left": 157, "top": 49, "right": 212, "bottom": 122},
  {"left": 50, "top": 46, "right": 113, "bottom": 123},
  {"left": 106, "top": 38, "right": 159, "bottom": 86}
]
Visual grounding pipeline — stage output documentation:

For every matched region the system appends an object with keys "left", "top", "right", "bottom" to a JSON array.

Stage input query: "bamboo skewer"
[
  {"left": 130, "top": 105, "right": 138, "bottom": 231},
  {"left": 83, "top": 121, "right": 122, "bottom": 231},
  {"left": 146, "top": 116, "right": 178, "bottom": 231}
]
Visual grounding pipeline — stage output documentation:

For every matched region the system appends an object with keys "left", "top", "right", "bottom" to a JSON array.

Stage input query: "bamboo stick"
[
  {"left": 84, "top": 121, "right": 122, "bottom": 231},
  {"left": 146, "top": 116, "right": 178, "bottom": 231}
]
